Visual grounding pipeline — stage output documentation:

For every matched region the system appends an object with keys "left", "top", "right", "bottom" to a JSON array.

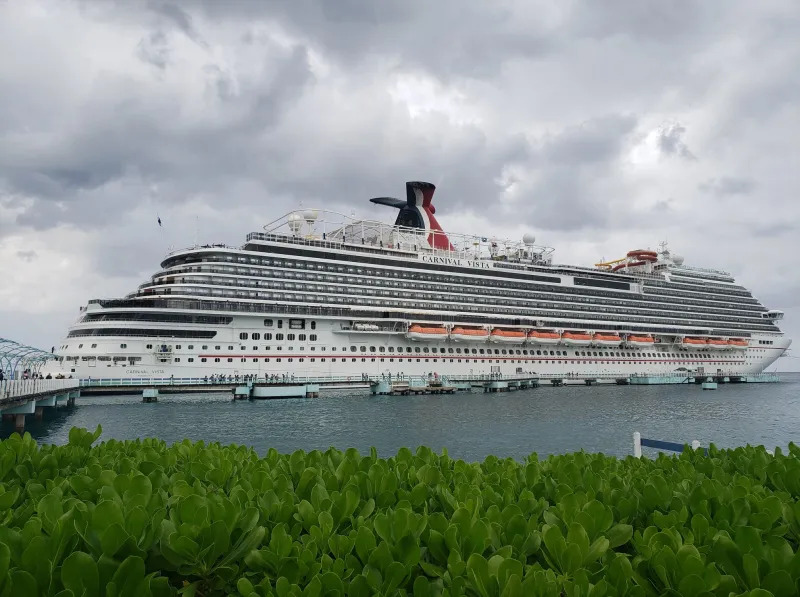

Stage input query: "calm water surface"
[{"left": 7, "top": 373, "right": 799, "bottom": 461}]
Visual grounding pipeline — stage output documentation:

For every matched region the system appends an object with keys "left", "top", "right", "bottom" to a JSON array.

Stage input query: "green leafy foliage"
[{"left": 0, "top": 429, "right": 799, "bottom": 596}]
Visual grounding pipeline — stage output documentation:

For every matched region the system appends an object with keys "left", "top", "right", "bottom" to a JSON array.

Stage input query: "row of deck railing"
[
  {"left": 74, "top": 370, "right": 780, "bottom": 388},
  {"left": 0, "top": 379, "right": 80, "bottom": 400}
]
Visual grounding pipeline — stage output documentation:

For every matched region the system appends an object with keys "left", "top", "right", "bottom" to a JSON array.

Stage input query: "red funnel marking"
[{"left": 406, "top": 181, "right": 455, "bottom": 251}]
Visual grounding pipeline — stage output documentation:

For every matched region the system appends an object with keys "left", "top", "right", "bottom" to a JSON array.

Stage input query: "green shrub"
[{"left": 0, "top": 427, "right": 799, "bottom": 596}]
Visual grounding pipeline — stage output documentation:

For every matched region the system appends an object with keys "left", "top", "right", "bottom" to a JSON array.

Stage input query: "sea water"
[{"left": 8, "top": 373, "right": 799, "bottom": 460}]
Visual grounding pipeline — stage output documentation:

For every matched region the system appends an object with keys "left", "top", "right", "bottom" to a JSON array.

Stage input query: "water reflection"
[{"left": 4, "top": 374, "right": 798, "bottom": 461}]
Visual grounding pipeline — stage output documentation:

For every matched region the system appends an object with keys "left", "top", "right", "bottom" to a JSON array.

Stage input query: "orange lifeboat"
[
  {"left": 593, "top": 333, "right": 622, "bottom": 347},
  {"left": 489, "top": 329, "right": 527, "bottom": 344},
  {"left": 561, "top": 332, "right": 592, "bottom": 347},
  {"left": 708, "top": 338, "right": 729, "bottom": 349},
  {"left": 527, "top": 330, "right": 561, "bottom": 345},
  {"left": 682, "top": 337, "right": 708, "bottom": 349},
  {"left": 626, "top": 335, "right": 655, "bottom": 348},
  {"left": 450, "top": 327, "right": 489, "bottom": 342},
  {"left": 407, "top": 324, "right": 447, "bottom": 342},
  {"left": 728, "top": 338, "right": 749, "bottom": 351}
]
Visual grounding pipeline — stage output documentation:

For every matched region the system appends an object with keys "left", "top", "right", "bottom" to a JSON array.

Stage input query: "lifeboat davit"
[
  {"left": 728, "top": 338, "right": 749, "bottom": 351},
  {"left": 450, "top": 327, "right": 489, "bottom": 342},
  {"left": 682, "top": 337, "right": 707, "bottom": 348},
  {"left": 561, "top": 332, "right": 592, "bottom": 347},
  {"left": 593, "top": 333, "right": 622, "bottom": 347},
  {"left": 708, "top": 338, "right": 730, "bottom": 350},
  {"left": 527, "top": 330, "right": 561, "bottom": 345},
  {"left": 407, "top": 324, "right": 447, "bottom": 341},
  {"left": 626, "top": 335, "right": 655, "bottom": 348},
  {"left": 489, "top": 329, "right": 527, "bottom": 344}
]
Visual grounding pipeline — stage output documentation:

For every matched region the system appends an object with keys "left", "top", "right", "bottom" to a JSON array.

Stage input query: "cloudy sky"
[{"left": 1, "top": 0, "right": 797, "bottom": 370}]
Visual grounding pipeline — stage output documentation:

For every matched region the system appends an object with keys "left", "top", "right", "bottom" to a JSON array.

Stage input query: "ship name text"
[{"left": 421, "top": 255, "right": 492, "bottom": 269}]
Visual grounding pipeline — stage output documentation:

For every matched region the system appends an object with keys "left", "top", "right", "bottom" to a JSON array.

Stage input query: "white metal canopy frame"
[{"left": 0, "top": 338, "right": 56, "bottom": 379}]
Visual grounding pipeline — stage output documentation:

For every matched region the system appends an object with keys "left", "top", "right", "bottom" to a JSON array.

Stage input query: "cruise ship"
[{"left": 46, "top": 181, "right": 791, "bottom": 381}]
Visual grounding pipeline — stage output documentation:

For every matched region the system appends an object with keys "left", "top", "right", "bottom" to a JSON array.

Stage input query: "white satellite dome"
[
  {"left": 522, "top": 233, "right": 536, "bottom": 246},
  {"left": 672, "top": 254, "right": 685, "bottom": 265},
  {"left": 303, "top": 209, "right": 319, "bottom": 222},
  {"left": 288, "top": 212, "right": 303, "bottom": 233}
]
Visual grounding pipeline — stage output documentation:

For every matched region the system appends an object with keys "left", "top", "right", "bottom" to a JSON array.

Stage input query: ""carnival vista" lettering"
[{"left": 420, "top": 255, "right": 492, "bottom": 269}]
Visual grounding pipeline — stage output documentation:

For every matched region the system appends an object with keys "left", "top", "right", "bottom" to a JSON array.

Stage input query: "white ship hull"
[
  {"left": 562, "top": 338, "right": 592, "bottom": 347},
  {"left": 489, "top": 336, "right": 526, "bottom": 344},
  {"left": 43, "top": 315, "right": 791, "bottom": 382},
  {"left": 594, "top": 340, "right": 623, "bottom": 347},
  {"left": 626, "top": 341, "right": 655, "bottom": 349},
  {"left": 407, "top": 332, "right": 447, "bottom": 342},
  {"left": 450, "top": 333, "right": 489, "bottom": 343},
  {"left": 528, "top": 337, "right": 562, "bottom": 346}
]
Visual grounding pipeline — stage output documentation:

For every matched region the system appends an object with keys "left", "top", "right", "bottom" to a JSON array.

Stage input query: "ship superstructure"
[{"left": 46, "top": 181, "right": 791, "bottom": 380}]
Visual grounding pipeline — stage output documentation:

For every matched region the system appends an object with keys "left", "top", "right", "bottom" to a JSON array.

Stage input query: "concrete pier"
[
  {"left": 142, "top": 389, "right": 158, "bottom": 403},
  {"left": 484, "top": 381, "right": 509, "bottom": 393},
  {"left": 233, "top": 386, "right": 252, "bottom": 400},
  {"left": 0, "top": 400, "right": 35, "bottom": 434},
  {"left": 251, "top": 385, "right": 308, "bottom": 399}
]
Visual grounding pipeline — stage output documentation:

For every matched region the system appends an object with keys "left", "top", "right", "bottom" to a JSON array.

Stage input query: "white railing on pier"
[
  {"left": 76, "top": 370, "right": 779, "bottom": 389},
  {"left": 1, "top": 379, "right": 80, "bottom": 401}
]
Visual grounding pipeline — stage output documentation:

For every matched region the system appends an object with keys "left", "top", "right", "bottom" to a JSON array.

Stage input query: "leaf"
[
  {"left": 100, "top": 523, "right": 130, "bottom": 558},
  {"left": 0, "top": 543, "right": 8, "bottom": 581},
  {"left": 466, "top": 554, "right": 492, "bottom": 597},
  {"left": 9, "top": 570, "right": 38, "bottom": 596},
  {"left": 607, "top": 524, "right": 633, "bottom": 548},
  {"left": 355, "top": 526, "right": 376, "bottom": 564},
  {"left": 62, "top": 551, "right": 99, "bottom": 597},
  {"left": 110, "top": 556, "right": 147, "bottom": 597}
]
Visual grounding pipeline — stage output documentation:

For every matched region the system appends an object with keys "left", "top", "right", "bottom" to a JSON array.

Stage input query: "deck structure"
[{"left": 1, "top": 379, "right": 80, "bottom": 433}]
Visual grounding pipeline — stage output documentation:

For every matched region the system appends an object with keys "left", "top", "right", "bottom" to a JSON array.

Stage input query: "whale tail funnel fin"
[
  {"left": 369, "top": 181, "right": 455, "bottom": 251},
  {"left": 369, "top": 197, "right": 406, "bottom": 209},
  {"left": 405, "top": 181, "right": 453, "bottom": 250}
]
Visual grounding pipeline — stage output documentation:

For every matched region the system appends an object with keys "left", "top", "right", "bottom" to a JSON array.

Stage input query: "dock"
[
  {"left": 1, "top": 379, "right": 80, "bottom": 434},
  {"left": 67, "top": 370, "right": 783, "bottom": 404}
]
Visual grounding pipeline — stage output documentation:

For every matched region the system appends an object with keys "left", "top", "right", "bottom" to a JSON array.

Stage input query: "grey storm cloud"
[
  {"left": 656, "top": 123, "right": 696, "bottom": 160},
  {"left": 698, "top": 176, "right": 757, "bottom": 197},
  {"left": 1, "top": 0, "right": 799, "bottom": 364}
]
